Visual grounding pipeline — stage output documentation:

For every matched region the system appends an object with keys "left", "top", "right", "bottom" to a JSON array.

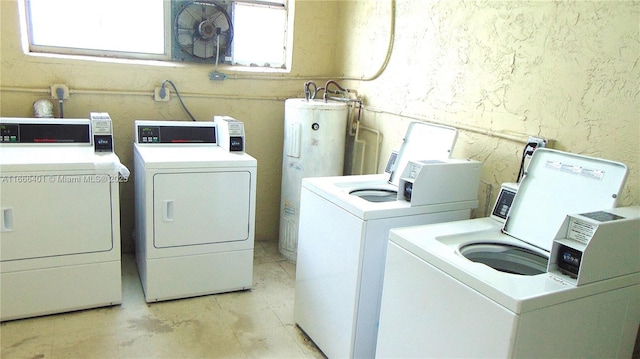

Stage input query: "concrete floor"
[{"left": 0, "top": 240, "right": 325, "bottom": 358}]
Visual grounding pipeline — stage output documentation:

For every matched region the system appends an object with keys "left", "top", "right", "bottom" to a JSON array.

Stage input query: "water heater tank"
[{"left": 279, "top": 98, "right": 348, "bottom": 261}]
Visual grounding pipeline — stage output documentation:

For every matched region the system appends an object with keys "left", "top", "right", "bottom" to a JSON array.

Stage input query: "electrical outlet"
[
  {"left": 154, "top": 87, "right": 170, "bottom": 102},
  {"left": 527, "top": 136, "right": 548, "bottom": 148},
  {"left": 50, "top": 84, "right": 70, "bottom": 100}
]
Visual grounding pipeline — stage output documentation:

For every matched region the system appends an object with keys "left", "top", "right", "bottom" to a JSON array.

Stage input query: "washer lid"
[
  {"left": 388, "top": 122, "right": 457, "bottom": 187},
  {"left": 504, "top": 148, "right": 628, "bottom": 252}
]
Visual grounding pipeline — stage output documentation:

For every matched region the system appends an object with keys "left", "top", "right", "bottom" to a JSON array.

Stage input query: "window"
[{"left": 24, "top": 0, "right": 289, "bottom": 69}]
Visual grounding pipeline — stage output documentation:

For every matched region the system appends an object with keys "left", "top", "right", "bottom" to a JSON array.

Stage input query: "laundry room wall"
[
  {"left": 2, "top": 0, "right": 638, "bottom": 253},
  {"left": 334, "top": 0, "right": 640, "bottom": 214},
  {"left": 0, "top": 0, "right": 344, "bottom": 253}
]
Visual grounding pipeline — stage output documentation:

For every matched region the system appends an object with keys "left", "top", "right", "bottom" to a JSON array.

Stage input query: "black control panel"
[
  {"left": 94, "top": 135, "right": 114, "bottom": 152},
  {"left": 556, "top": 244, "right": 582, "bottom": 278},
  {"left": 138, "top": 126, "right": 217, "bottom": 144},
  {"left": 0, "top": 123, "right": 91, "bottom": 143},
  {"left": 403, "top": 181, "right": 413, "bottom": 201},
  {"left": 0, "top": 124, "right": 19, "bottom": 143},
  {"left": 229, "top": 136, "right": 244, "bottom": 151},
  {"left": 492, "top": 188, "right": 517, "bottom": 220}
]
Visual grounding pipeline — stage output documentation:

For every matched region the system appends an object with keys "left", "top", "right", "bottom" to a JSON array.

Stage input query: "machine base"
[
  {"left": 138, "top": 249, "right": 253, "bottom": 302},
  {"left": 1, "top": 260, "right": 121, "bottom": 322}
]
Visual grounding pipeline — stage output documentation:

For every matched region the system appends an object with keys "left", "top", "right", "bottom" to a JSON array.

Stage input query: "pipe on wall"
[
  {"left": 0, "top": 86, "right": 289, "bottom": 102},
  {"left": 1, "top": 85, "right": 534, "bottom": 145},
  {"left": 363, "top": 105, "right": 533, "bottom": 145}
]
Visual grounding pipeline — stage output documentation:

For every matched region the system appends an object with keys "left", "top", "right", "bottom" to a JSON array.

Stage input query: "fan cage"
[{"left": 171, "top": 0, "right": 234, "bottom": 63}]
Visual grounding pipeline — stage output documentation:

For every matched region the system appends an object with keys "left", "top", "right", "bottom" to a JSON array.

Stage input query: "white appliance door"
[
  {"left": 0, "top": 174, "right": 113, "bottom": 261},
  {"left": 153, "top": 171, "right": 251, "bottom": 248}
]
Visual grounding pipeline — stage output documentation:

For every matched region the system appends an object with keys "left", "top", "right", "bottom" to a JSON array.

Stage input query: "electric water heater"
[{"left": 279, "top": 98, "right": 348, "bottom": 261}]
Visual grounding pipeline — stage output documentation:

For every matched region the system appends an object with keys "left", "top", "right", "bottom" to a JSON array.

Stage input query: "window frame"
[{"left": 21, "top": 0, "right": 290, "bottom": 69}]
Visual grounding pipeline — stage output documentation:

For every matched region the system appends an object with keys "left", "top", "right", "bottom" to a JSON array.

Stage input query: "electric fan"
[{"left": 174, "top": 1, "right": 233, "bottom": 62}]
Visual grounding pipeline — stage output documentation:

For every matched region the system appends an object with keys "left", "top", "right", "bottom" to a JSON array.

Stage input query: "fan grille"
[{"left": 174, "top": 1, "right": 233, "bottom": 61}]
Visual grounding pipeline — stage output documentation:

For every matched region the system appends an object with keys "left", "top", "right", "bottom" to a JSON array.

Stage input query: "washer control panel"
[
  {"left": 135, "top": 122, "right": 217, "bottom": 144},
  {"left": 90, "top": 112, "right": 114, "bottom": 152},
  {"left": 0, "top": 121, "right": 90, "bottom": 144},
  {"left": 214, "top": 116, "right": 245, "bottom": 152},
  {"left": 0, "top": 124, "right": 19, "bottom": 143},
  {"left": 549, "top": 206, "right": 640, "bottom": 286},
  {"left": 491, "top": 183, "right": 519, "bottom": 223}
]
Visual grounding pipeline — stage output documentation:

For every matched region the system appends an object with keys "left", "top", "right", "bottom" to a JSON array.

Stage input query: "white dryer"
[
  {"left": 376, "top": 148, "right": 639, "bottom": 358},
  {"left": 0, "top": 116, "right": 127, "bottom": 321},
  {"left": 294, "top": 122, "right": 482, "bottom": 358},
  {"left": 133, "top": 120, "right": 257, "bottom": 302}
]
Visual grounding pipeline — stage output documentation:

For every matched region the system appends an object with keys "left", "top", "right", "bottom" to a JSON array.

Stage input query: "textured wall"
[{"left": 338, "top": 0, "right": 639, "bottom": 214}]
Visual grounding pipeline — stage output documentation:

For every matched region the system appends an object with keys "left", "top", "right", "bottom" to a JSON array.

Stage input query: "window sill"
[{"left": 26, "top": 51, "right": 291, "bottom": 75}]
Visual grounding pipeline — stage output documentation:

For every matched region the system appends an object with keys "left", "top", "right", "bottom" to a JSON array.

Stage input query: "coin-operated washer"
[
  {"left": 0, "top": 113, "right": 129, "bottom": 321},
  {"left": 133, "top": 120, "right": 256, "bottom": 302},
  {"left": 295, "top": 139, "right": 482, "bottom": 359},
  {"left": 376, "top": 148, "right": 639, "bottom": 358}
]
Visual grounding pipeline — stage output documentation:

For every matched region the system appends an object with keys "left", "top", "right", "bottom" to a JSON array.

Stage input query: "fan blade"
[
  {"left": 179, "top": 7, "right": 200, "bottom": 28},
  {"left": 177, "top": 28, "right": 195, "bottom": 47},
  {"left": 208, "top": 13, "right": 228, "bottom": 30},
  {"left": 193, "top": 38, "right": 215, "bottom": 58}
]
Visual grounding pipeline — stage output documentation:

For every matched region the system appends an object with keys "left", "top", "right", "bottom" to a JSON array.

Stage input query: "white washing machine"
[
  {"left": 376, "top": 148, "right": 640, "bottom": 358},
  {"left": 133, "top": 120, "right": 257, "bottom": 302},
  {"left": 0, "top": 116, "right": 128, "bottom": 321},
  {"left": 294, "top": 122, "right": 482, "bottom": 358}
]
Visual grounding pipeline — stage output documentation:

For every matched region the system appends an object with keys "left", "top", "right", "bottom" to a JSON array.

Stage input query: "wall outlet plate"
[
  {"left": 50, "top": 84, "right": 69, "bottom": 100},
  {"left": 154, "top": 87, "right": 170, "bottom": 102},
  {"left": 528, "top": 136, "right": 548, "bottom": 148}
]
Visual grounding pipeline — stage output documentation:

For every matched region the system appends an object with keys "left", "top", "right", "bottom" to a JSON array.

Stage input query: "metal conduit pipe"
[
  {"left": 363, "top": 105, "right": 533, "bottom": 145},
  {"left": 323, "top": 80, "right": 347, "bottom": 101},
  {"left": 354, "top": 122, "right": 382, "bottom": 175},
  {"left": 342, "top": 0, "right": 396, "bottom": 82},
  {"left": 0, "top": 86, "right": 287, "bottom": 102},
  {"left": 324, "top": 96, "right": 357, "bottom": 103},
  {"left": 304, "top": 81, "right": 317, "bottom": 100}
]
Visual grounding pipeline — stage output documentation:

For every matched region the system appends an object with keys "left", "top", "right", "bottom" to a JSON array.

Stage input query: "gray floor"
[{"left": 0, "top": 240, "right": 325, "bottom": 359}]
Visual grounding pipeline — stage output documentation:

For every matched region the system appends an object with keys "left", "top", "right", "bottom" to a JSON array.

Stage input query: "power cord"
[
  {"left": 516, "top": 142, "right": 539, "bottom": 183},
  {"left": 160, "top": 80, "right": 196, "bottom": 121}
]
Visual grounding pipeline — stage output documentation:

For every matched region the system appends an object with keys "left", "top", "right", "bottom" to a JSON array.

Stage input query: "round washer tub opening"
[
  {"left": 349, "top": 189, "right": 397, "bottom": 203},
  {"left": 459, "top": 243, "right": 548, "bottom": 276}
]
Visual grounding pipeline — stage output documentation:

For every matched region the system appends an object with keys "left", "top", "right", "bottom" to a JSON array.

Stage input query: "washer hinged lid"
[
  {"left": 504, "top": 148, "right": 628, "bottom": 252},
  {"left": 388, "top": 121, "right": 457, "bottom": 187}
]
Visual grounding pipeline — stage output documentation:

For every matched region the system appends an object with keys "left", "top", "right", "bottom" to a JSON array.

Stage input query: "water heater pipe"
[{"left": 353, "top": 121, "right": 381, "bottom": 175}]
